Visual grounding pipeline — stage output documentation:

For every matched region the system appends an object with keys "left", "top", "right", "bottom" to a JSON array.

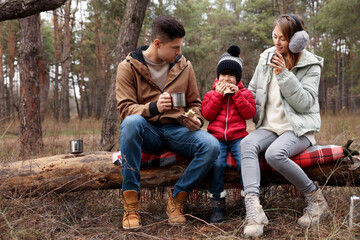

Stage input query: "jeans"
[
  {"left": 241, "top": 129, "right": 317, "bottom": 196},
  {"left": 120, "top": 115, "right": 220, "bottom": 197},
  {"left": 209, "top": 138, "right": 243, "bottom": 195}
]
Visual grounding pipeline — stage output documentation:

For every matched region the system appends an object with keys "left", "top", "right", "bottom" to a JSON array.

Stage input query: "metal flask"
[{"left": 70, "top": 140, "right": 83, "bottom": 154}]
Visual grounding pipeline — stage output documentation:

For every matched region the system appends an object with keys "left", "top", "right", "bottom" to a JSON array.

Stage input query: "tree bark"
[
  {"left": 38, "top": 23, "right": 50, "bottom": 119},
  {"left": 0, "top": 22, "right": 4, "bottom": 118},
  {"left": 18, "top": 13, "right": 44, "bottom": 157},
  {"left": 60, "top": 0, "right": 72, "bottom": 122},
  {"left": 0, "top": 0, "right": 67, "bottom": 21},
  {"left": 0, "top": 152, "right": 359, "bottom": 197},
  {"left": 100, "top": 0, "right": 150, "bottom": 150},
  {"left": 7, "top": 20, "right": 16, "bottom": 117},
  {"left": 52, "top": 10, "right": 60, "bottom": 121}
]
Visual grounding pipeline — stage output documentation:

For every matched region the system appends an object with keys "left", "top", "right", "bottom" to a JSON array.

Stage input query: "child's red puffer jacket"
[{"left": 202, "top": 78, "right": 256, "bottom": 141}]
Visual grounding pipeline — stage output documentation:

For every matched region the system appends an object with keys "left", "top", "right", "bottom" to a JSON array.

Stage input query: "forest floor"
[{"left": 1, "top": 112, "right": 360, "bottom": 239}]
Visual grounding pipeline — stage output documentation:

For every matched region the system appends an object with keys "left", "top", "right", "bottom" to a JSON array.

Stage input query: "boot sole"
[
  {"left": 297, "top": 210, "right": 332, "bottom": 227},
  {"left": 122, "top": 225, "right": 142, "bottom": 230}
]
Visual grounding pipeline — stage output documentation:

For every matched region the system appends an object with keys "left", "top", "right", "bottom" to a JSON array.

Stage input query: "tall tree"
[
  {"left": 52, "top": 9, "right": 61, "bottom": 121},
  {"left": 7, "top": 20, "right": 16, "bottom": 117},
  {"left": 60, "top": 0, "right": 72, "bottom": 122},
  {"left": 0, "top": 22, "right": 4, "bottom": 118},
  {"left": 100, "top": 0, "right": 150, "bottom": 150},
  {"left": 38, "top": 21, "right": 50, "bottom": 118},
  {"left": 18, "top": 13, "right": 44, "bottom": 156}
]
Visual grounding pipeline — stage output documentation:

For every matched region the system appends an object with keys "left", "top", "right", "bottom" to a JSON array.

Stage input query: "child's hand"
[
  {"left": 215, "top": 81, "right": 227, "bottom": 95},
  {"left": 228, "top": 84, "right": 239, "bottom": 93}
]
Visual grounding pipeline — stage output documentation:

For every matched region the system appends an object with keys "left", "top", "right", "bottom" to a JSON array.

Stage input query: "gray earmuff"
[
  {"left": 288, "top": 15, "right": 309, "bottom": 53},
  {"left": 272, "top": 15, "right": 309, "bottom": 53}
]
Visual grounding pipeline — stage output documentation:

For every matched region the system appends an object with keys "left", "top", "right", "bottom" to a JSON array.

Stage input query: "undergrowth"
[{"left": 0, "top": 113, "right": 359, "bottom": 239}]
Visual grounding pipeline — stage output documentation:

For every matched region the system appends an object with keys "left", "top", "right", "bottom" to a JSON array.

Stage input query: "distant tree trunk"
[
  {"left": 341, "top": 49, "right": 346, "bottom": 109},
  {"left": 100, "top": 0, "right": 150, "bottom": 151},
  {"left": 18, "top": 13, "right": 44, "bottom": 157},
  {"left": 72, "top": 76, "right": 80, "bottom": 118},
  {"left": 349, "top": 46, "right": 355, "bottom": 111},
  {"left": 95, "top": 13, "right": 107, "bottom": 120},
  {"left": 7, "top": 20, "right": 16, "bottom": 117},
  {"left": 319, "top": 75, "right": 327, "bottom": 113},
  {"left": 38, "top": 21, "right": 50, "bottom": 119},
  {"left": 60, "top": 0, "right": 72, "bottom": 122},
  {"left": 0, "top": 22, "right": 4, "bottom": 118},
  {"left": 52, "top": 10, "right": 60, "bottom": 121},
  {"left": 79, "top": 21, "right": 85, "bottom": 120}
]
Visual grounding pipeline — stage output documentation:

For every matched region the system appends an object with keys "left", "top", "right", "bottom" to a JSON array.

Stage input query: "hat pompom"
[{"left": 227, "top": 45, "right": 241, "bottom": 57}]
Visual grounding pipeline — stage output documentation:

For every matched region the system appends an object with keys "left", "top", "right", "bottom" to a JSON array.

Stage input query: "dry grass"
[{"left": 0, "top": 113, "right": 360, "bottom": 239}]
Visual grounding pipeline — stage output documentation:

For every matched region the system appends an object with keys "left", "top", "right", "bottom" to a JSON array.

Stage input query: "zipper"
[
  {"left": 224, "top": 96, "right": 230, "bottom": 141},
  {"left": 164, "top": 64, "right": 188, "bottom": 90}
]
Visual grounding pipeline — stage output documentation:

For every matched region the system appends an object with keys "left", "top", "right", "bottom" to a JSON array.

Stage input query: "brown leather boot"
[
  {"left": 166, "top": 189, "right": 189, "bottom": 224},
  {"left": 122, "top": 190, "right": 141, "bottom": 229}
]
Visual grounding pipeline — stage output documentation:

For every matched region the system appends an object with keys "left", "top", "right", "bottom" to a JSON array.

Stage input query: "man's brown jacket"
[{"left": 116, "top": 45, "right": 203, "bottom": 125}]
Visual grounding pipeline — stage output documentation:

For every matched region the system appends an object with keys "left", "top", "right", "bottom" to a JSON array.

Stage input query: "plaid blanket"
[{"left": 113, "top": 145, "right": 344, "bottom": 171}]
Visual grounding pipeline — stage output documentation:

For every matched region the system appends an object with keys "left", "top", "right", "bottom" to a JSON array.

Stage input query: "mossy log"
[{"left": 0, "top": 152, "right": 359, "bottom": 197}]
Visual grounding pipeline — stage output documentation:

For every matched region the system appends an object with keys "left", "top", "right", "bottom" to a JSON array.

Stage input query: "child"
[{"left": 202, "top": 45, "right": 256, "bottom": 223}]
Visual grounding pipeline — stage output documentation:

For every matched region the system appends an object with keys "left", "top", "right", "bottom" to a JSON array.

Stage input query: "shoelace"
[
  {"left": 125, "top": 202, "right": 139, "bottom": 212},
  {"left": 245, "top": 195, "right": 256, "bottom": 222}
]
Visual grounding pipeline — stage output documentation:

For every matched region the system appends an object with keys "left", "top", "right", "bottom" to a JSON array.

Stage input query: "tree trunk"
[
  {"left": 341, "top": 48, "right": 345, "bottom": 109},
  {"left": 60, "top": 0, "right": 72, "bottom": 122},
  {"left": 7, "top": 20, "right": 16, "bottom": 117},
  {"left": 38, "top": 20, "right": 50, "bottom": 119},
  {"left": 18, "top": 13, "right": 44, "bottom": 157},
  {"left": 1, "top": 152, "right": 359, "bottom": 197},
  {"left": 100, "top": 0, "right": 150, "bottom": 150},
  {"left": 0, "top": 0, "right": 67, "bottom": 21},
  {"left": 0, "top": 22, "right": 4, "bottom": 118},
  {"left": 79, "top": 20, "right": 85, "bottom": 120},
  {"left": 52, "top": 10, "right": 60, "bottom": 121},
  {"left": 72, "top": 76, "right": 80, "bottom": 118}
]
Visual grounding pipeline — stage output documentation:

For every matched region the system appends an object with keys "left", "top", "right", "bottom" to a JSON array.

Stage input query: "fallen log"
[{"left": 0, "top": 151, "right": 359, "bottom": 197}]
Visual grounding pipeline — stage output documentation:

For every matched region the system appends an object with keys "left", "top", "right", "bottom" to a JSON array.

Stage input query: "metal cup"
[
  {"left": 171, "top": 92, "right": 186, "bottom": 108},
  {"left": 70, "top": 140, "right": 83, "bottom": 154}
]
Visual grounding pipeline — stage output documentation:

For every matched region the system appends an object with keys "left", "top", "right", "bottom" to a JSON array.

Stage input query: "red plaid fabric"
[{"left": 138, "top": 145, "right": 344, "bottom": 171}]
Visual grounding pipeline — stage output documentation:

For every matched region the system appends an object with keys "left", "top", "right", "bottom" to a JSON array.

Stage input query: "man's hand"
[
  {"left": 157, "top": 92, "right": 172, "bottom": 113},
  {"left": 182, "top": 115, "right": 201, "bottom": 131}
]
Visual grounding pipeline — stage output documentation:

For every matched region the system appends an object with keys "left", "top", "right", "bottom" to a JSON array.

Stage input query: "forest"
[
  {"left": 1, "top": 1, "right": 360, "bottom": 239},
  {"left": 1, "top": 0, "right": 360, "bottom": 156}
]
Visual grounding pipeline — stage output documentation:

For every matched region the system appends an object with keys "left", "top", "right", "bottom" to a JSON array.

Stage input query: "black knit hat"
[{"left": 216, "top": 45, "right": 243, "bottom": 83}]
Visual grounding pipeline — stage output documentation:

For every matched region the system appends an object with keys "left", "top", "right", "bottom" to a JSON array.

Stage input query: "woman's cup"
[{"left": 171, "top": 92, "right": 186, "bottom": 108}]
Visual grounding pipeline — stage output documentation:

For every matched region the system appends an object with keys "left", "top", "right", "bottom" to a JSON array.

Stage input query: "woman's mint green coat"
[{"left": 249, "top": 46, "right": 324, "bottom": 137}]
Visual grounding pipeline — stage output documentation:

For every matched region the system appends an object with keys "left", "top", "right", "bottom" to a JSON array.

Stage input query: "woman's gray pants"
[{"left": 240, "top": 129, "right": 317, "bottom": 196}]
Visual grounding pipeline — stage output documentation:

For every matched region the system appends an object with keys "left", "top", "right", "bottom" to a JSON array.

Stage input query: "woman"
[{"left": 241, "top": 14, "right": 330, "bottom": 238}]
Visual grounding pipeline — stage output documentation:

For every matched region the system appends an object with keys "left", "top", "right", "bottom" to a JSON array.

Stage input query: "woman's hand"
[{"left": 270, "top": 51, "right": 287, "bottom": 75}]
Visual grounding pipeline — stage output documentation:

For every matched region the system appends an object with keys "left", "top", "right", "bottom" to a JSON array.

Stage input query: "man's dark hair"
[{"left": 151, "top": 16, "right": 185, "bottom": 43}]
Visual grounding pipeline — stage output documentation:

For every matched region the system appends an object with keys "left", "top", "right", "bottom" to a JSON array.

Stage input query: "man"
[{"left": 116, "top": 16, "right": 220, "bottom": 229}]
